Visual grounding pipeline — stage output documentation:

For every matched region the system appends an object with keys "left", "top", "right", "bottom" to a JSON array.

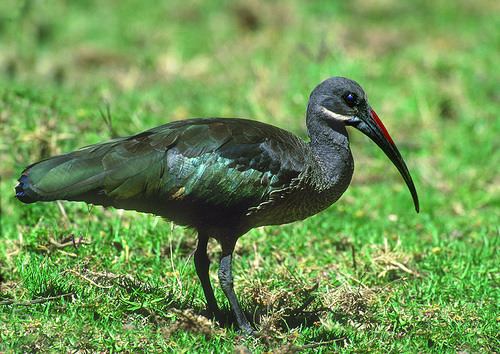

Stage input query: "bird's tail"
[
  {"left": 15, "top": 173, "right": 40, "bottom": 203},
  {"left": 15, "top": 143, "right": 116, "bottom": 205}
]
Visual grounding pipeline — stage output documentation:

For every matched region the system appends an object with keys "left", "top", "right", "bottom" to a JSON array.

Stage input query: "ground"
[{"left": 0, "top": 0, "right": 498, "bottom": 352}]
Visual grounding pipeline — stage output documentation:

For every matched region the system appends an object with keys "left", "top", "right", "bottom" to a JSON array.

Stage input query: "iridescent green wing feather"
[{"left": 18, "top": 118, "right": 308, "bottom": 215}]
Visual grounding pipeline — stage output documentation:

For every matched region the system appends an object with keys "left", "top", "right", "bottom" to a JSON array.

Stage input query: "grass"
[{"left": 0, "top": 0, "right": 498, "bottom": 352}]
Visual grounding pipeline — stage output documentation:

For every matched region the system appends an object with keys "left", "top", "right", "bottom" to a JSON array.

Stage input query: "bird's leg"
[
  {"left": 218, "top": 238, "right": 254, "bottom": 335},
  {"left": 194, "top": 233, "right": 221, "bottom": 320}
]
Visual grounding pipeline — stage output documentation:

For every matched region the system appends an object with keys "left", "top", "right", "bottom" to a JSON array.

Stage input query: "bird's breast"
[{"left": 245, "top": 158, "right": 354, "bottom": 227}]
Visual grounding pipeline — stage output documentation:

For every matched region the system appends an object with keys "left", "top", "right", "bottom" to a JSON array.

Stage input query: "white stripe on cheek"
[{"left": 320, "top": 107, "right": 352, "bottom": 121}]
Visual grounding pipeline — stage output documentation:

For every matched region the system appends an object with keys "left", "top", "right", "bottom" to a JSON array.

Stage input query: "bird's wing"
[{"left": 19, "top": 118, "right": 309, "bottom": 213}]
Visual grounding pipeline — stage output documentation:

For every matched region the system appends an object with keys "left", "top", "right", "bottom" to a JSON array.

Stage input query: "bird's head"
[{"left": 307, "top": 76, "right": 419, "bottom": 212}]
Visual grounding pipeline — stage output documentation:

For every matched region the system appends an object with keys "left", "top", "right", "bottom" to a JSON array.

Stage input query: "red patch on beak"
[{"left": 371, "top": 109, "right": 395, "bottom": 145}]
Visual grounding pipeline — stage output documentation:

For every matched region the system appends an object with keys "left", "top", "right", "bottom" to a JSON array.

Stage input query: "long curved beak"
[{"left": 349, "top": 108, "right": 420, "bottom": 212}]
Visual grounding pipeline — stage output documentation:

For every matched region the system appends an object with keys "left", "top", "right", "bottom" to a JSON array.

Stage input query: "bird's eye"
[{"left": 343, "top": 92, "right": 357, "bottom": 107}]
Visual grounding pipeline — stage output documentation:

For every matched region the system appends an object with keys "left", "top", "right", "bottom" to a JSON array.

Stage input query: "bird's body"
[
  {"left": 17, "top": 117, "right": 353, "bottom": 238},
  {"left": 16, "top": 77, "right": 418, "bottom": 334}
]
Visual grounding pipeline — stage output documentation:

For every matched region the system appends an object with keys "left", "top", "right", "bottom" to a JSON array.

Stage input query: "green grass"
[{"left": 0, "top": 0, "right": 498, "bottom": 352}]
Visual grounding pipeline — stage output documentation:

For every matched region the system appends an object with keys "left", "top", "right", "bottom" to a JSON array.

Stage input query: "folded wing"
[{"left": 16, "top": 118, "right": 308, "bottom": 221}]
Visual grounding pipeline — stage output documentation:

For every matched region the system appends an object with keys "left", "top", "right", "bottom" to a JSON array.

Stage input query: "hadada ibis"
[{"left": 16, "top": 77, "right": 419, "bottom": 334}]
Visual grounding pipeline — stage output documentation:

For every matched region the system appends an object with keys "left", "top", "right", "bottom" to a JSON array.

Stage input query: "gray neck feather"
[{"left": 306, "top": 106, "right": 354, "bottom": 190}]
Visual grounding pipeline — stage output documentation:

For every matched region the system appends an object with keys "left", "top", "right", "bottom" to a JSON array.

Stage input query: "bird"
[{"left": 15, "top": 77, "right": 419, "bottom": 335}]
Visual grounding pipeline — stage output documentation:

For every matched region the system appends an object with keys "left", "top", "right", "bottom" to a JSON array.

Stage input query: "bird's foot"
[
  {"left": 205, "top": 308, "right": 255, "bottom": 336},
  {"left": 202, "top": 308, "right": 224, "bottom": 323},
  {"left": 239, "top": 323, "right": 255, "bottom": 336}
]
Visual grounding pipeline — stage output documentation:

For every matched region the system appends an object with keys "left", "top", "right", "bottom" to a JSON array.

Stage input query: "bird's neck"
[{"left": 306, "top": 108, "right": 354, "bottom": 189}]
